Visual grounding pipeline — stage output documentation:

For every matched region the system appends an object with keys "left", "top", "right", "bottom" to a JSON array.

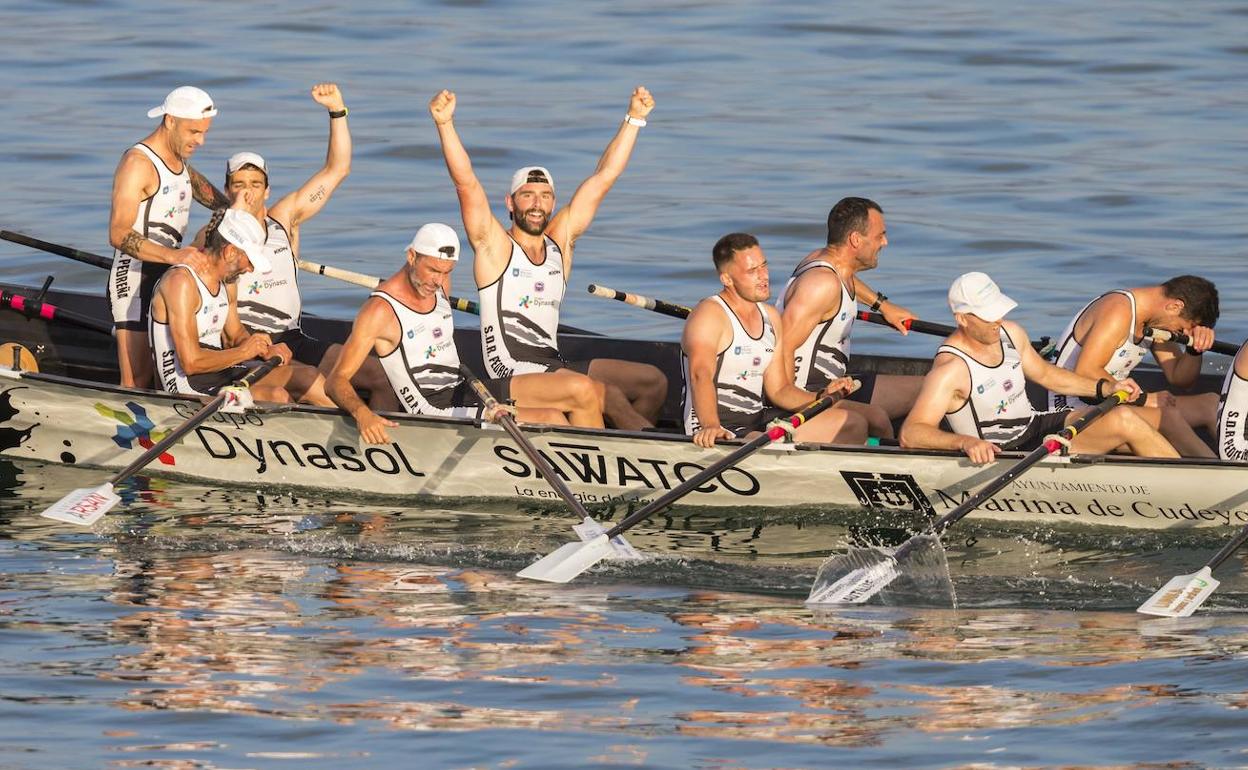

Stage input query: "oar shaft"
[
  {"left": 856, "top": 311, "right": 954, "bottom": 338},
  {"left": 1, "top": 230, "right": 113, "bottom": 270},
  {"left": 588, "top": 284, "right": 691, "bottom": 320},
  {"left": 0, "top": 289, "right": 114, "bottom": 336},
  {"left": 1205, "top": 523, "right": 1248, "bottom": 572},
  {"left": 1143, "top": 326, "right": 1239, "bottom": 357},
  {"left": 604, "top": 393, "right": 845, "bottom": 539},
  {"left": 108, "top": 359, "right": 279, "bottom": 485}
]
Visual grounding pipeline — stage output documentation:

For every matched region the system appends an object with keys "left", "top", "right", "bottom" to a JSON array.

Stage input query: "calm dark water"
[{"left": 3, "top": 0, "right": 1248, "bottom": 767}]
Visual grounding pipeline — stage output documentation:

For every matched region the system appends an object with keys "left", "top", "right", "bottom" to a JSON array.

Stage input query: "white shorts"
[{"left": 108, "top": 254, "right": 170, "bottom": 330}]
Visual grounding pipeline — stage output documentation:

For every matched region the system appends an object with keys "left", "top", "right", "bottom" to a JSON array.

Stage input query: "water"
[{"left": 3, "top": 0, "right": 1248, "bottom": 766}]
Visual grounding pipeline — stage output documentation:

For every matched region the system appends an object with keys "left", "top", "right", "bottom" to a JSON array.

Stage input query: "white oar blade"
[
  {"left": 1137, "top": 567, "right": 1220, "bottom": 618},
  {"left": 573, "top": 517, "right": 643, "bottom": 562},
  {"left": 517, "top": 533, "right": 614, "bottom": 583},
  {"left": 807, "top": 553, "right": 901, "bottom": 605},
  {"left": 41, "top": 484, "right": 120, "bottom": 526}
]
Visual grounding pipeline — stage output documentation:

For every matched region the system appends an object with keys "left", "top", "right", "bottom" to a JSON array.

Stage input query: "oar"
[
  {"left": 1144, "top": 326, "right": 1239, "bottom": 357},
  {"left": 299, "top": 259, "right": 595, "bottom": 335},
  {"left": 807, "top": 390, "right": 1130, "bottom": 605},
  {"left": 1, "top": 230, "right": 113, "bottom": 270},
  {"left": 1137, "top": 525, "right": 1248, "bottom": 617},
  {"left": 855, "top": 310, "right": 953, "bottom": 337},
  {"left": 1, "top": 288, "right": 114, "bottom": 336},
  {"left": 41, "top": 358, "right": 281, "bottom": 526},
  {"left": 588, "top": 283, "right": 691, "bottom": 319},
  {"left": 517, "top": 384, "right": 857, "bottom": 583}
]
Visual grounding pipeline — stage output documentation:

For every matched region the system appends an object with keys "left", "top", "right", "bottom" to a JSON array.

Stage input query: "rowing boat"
[{"left": 2, "top": 280, "right": 1245, "bottom": 530}]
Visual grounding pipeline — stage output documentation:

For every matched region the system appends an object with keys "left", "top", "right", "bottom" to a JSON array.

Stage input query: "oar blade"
[
  {"left": 41, "top": 484, "right": 120, "bottom": 526},
  {"left": 517, "top": 533, "right": 614, "bottom": 583},
  {"left": 1137, "top": 567, "right": 1220, "bottom": 618},
  {"left": 573, "top": 516, "right": 643, "bottom": 561},
  {"left": 806, "top": 548, "right": 901, "bottom": 605}
]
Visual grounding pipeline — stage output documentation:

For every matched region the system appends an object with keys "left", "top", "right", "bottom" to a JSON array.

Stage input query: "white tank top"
[
  {"left": 1050, "top": 290, "right": 1152, "bottom": 409},
  {"left": 940, "top": 327, "right": 1035, "bottom": 445},
  {"left": 237, "top": 216, "right": 301, "bottom": 333},
  {"left": 780, "top": 260, "right": 854, "bottom": 391},
  {"left": 681, "top": 296, "right": 775, "bottom": 434},
  {"left": 150, "top": 265, "right": 230, "bottom": 395},
  {"left": 478, "top": 235, "right": 565, "bottom": 378},
  {"left": 372, "top": 290, "right": 473, "bottom": 418},
  {"left": 1217, "top": 364, "right": 1248, "bottom": 462},
  {"left": 109, "top": 143, "right": 193, "bottom": 305}
]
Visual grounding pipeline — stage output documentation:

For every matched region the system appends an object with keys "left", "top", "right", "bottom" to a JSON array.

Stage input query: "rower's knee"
[
  {"left": 838, "top": 410, "right": 870, "bottom": 444},
  {"left": 568, "top": 373, "right": 606, "bottom": 412}
]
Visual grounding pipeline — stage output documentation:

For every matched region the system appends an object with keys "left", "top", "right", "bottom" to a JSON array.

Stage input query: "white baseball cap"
[
  {"left": 217, "top": 209, "right": 271, "bottom": 273},
  {"left": 226, "top": 151, "right": 269, "bottom": 183},
  {"left": 408, "top": 223, "right": 460, "bottom": 261},
  {"left": 147, "top": 86, "right": 218, "bottom": 120},
  {"left": 948, "top": 272, "right": 1017, "bottom": 322},
  {"left": 509, "top": 166, "right": 555, "bottom": 195}
]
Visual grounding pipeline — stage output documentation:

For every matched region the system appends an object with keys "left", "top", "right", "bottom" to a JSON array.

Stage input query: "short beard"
[{"left": 512, "top": 208, "right": 548, "bottom": 236}]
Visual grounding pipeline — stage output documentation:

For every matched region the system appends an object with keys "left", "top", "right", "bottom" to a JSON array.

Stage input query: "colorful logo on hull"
[{"left": 95, "top": 401, "right": 175, "bottom": 465}]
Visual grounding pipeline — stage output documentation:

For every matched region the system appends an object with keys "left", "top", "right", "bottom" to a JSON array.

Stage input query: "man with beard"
[
  {"left": 109, "top": 86, "right": 231, "bottom": 389},
  {"left": 149, "top": 206, "right": 333, "bottom": 405},
  {"left": 327, "top": 224, "right": 606, "bottom": 445},
  {"left": 429, "top": 87, "right": 667, "bottom": 431},
  {"left": 681, "top": 233, "right": 865, "bottom": 448},
  {"left": 779, "top": 197, "right": 924, "bottom": 440}
]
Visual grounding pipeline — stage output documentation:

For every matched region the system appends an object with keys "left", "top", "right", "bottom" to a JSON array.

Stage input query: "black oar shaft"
[
  {"left": 0, "top": 289, "right": 114, "bottom": 336},
  {"left": 108, "top": 359, "right": 280, "bottom": 485},
  {"left": 856, "top": 311, "right": 954, "bottom": 337},
  {"left": 1, "top": 230, "right": 113, "bottom": 270},
  {"left": 587, "top": 284, "right": 691, "bottom": 320},
  {"left": 1143, "top": 326, "right": 1239, "bottom": 357}
]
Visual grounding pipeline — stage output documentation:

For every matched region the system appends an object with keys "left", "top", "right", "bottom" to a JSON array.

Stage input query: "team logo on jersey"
[
  {"left": 535, "top": 281, "right": 545, "bottom": 293},
  {"left": 518, "top": 296, "right": 531, "bottom": 309},
  {"left": 247, "top": 281, "right": 261, "bottom": 295},
  {"left": 162, "top": 186, "right": 170, "bottom": 195},
  {"left": 737, "top": 371, "right": 750, "bottom": 381},
  {"left": 734, "top": 346, "right": 742, "bottom": 355},
  {"left": 996, "top": 399, "right": 1009, "bottom": 414},
  {"left": 1118, "top": 349, "right": 1129, "bottom": 357},
  {"left": 165, "top": 207, "right": 177, "bottom": 219},
  {"left": 752, "top": 357, "right": 761, "bottom": 366},
  {"left": 977, "top": 384, "right": 986, "bottom": 394},
  {"left": 425, "top": 345, "right": 437, "bottom": 359},
  {"left": 407, "top": 329, "right": 415, "bottom": 339},
  {"left": 840, "top": 312, "right": 848, "bottom": 321},
  {"left": 432, "top": 327, "right": 443, "bottom": 339},
  {"left": 179, "top": 190, "right": 187, "bottom": 201}
]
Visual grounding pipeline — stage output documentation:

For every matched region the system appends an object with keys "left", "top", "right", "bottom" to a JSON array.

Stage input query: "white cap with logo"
[
  {"left": 147, "top": 86, "right": 218, "bottom": 120},
  {"left": 948, "top": 271, "right": 1017, "bottom": 322},
  {"left": 408, "top": 223, "right": 460, "bottom": 261},
  {"left": 217, "top": 209, "right": 271, "bottom": 273},
  {"left": 226, "top": 151, "right": 269, "bottom": 182},
  {"left": 509, "top": 166, "right": 555, "bottom": 195}
]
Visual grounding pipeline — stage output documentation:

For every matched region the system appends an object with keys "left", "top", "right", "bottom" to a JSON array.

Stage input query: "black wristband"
[
  {"left": 1129, "top": 390, "right": 1148, "bottom": 407},
  {"left": 328, "top": 108, "right": 348, "bottom": 119},
  {"left": 869, "top": 293, "right": 887, "bottom": 312},
  {"left": 1095, "top": 379, "right": 1108, "bottom": 401},
  {"left": 1185, "top": 345, "right": 1204, "bottom": 357}
]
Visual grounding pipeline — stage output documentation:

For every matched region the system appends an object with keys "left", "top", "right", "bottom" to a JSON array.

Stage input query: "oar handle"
[
  {"left": 904, "top": 390, "right": 1129, "bottom": 557},
  {"left": 107, "top": 358, "right": 281, "bottom": 485},
  {"left": 0, "top": 289, "right": 114, "bottom": 336},
  {"left": 458, "top": 364, "right": 593, "bottom": 520},
  {"left": 588, "top": 284, "right": 692, "bottom": 320},
  {"left": 297, "top": 260, "right": 380, "bottom": 289},
  {"left": 856, "top": 311, "right": 953, "bottom": 338},
  {"left": 1, "top": 230, "right": 113, "bottom": 270},
  {"left": 604, "top": 386, "right": 855, "bottom": 539},
  {"left": 1143, "top": 326, "right": 1240, "bottom": 357}
]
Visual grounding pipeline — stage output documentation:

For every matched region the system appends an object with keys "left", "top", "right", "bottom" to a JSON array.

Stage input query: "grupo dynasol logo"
[{"left": 95, "top": 401, "right": 175, "bottom": 465}]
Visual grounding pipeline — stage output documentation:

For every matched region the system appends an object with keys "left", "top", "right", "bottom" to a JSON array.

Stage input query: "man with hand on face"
[
  {"left": 681, "top": 233, "right": 865, "bottom": 449},
  {"left": 149, "top": 206, "right": 333, "bottom": 406},
  {"left": 900, "top": 272, "right": 1180, "bottom": 464},
  {"left": 109, "top": 86, "right": 231, "bottom": 389},
  {"left": 429, "top": 87, "right": 667, "bottom": 431},
  {"left": 327, "top": 224, "right": 606, "bottom": 445}
]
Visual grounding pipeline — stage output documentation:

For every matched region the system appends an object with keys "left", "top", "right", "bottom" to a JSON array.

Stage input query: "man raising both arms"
[
  {"left": 429, "top": 88, "right": 667, "bottom": 431},
  {"left": 779, "top": 197, "right": 924, "bottom": 439},
  {"left": 108, "top": 86, "right": 230, "bottom": 388},
  {"left": 682, "top": 233, "right": 864, "bottom": 449},
  {"left": 327, "top": 224, "right": 605, "bottom": 444},
  {"left": 211, "top": 83, "right": 396, "bottom": 410}
]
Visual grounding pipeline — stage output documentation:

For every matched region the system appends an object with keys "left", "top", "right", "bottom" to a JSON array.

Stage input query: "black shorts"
[
  {"left": 426, "top": 376, "right": 513, "bottom": 413},
  {"left": 268, "top": 328, "right": 332, "bottom": 368},
  {"left": 186, "top": 359, "right": 269, "bottom": 396},
  {"left": 801, "top": 371, "right": 877, "bottom": 404},
  {"left": 1001, "top": 409, "right": 1072, "bottom": 451},
  {"left": 528, "top": 356, "right": 592, "bottom": 376},
  {"left": 721, "top": 406, "right": 790, "bottom": 438}
]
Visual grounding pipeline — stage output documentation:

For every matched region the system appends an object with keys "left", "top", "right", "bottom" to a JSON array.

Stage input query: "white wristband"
[{"left": 624, "top": 114, "right": 647, "bottom": 128}]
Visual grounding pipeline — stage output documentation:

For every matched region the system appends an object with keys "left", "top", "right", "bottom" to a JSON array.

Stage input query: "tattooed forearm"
[
  {"left": 188, "top": 165, "right": 230, "bottom": 209},
  {"left": 120, "top": 230, "right": 146, "bottom": 258}
]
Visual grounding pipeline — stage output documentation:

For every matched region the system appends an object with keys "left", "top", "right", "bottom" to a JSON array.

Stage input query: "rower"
[
  {"left": 778, "top": 197, "right": 924, "bottom": 439},
  {"left": 900, "top": 272, "right": 1180, "bottom": 464},
  {"left": 206, "top": 83, "right": 396, "bottom": 410},
  {"left": 681, "top": 232, "right": 864, "bottom": 448},
  {"left": 429, "top": 87, "right": 667, "bottom": 431},
  {"left": 1215, "top": 341, "right": 1248, "bottom": 462},
  {"left": 149, "top": 206, "right": 334, "bottom": 405},
  {"left": 1048, "top": 276, "right": 1220, "bottom": 457},
  {"left": 108, "top": 86, "right": 231, "bottom": 389},
  {"left": 326, "top": 224, "right": 606, "bottom": 445}
]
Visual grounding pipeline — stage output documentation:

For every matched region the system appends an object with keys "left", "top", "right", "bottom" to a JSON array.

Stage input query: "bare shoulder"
[
  {"left": 1001, "top": 319, "right": 1031, "bottom": 348},
  {"left": 113, "top": 147, "right": 157, "bottom": 189}
]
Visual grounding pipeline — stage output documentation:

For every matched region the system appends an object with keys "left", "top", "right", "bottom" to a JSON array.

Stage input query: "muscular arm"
[
  {"left": 763, "top": 305, "right": 820, "bottom": 411},
  {"left": 899, "top": 354, "right": 985, "bottom": 453},
  {"left": 269, "top": 83, "right": 352, "bottom": 229},
  {"left": 160, "top": 272, "right": 261, "bottom": 374},
  {"left": 852, "top": 275, "right": 914, "bottom": 333},
  {"left": 109, "top": 151, "right": 191, "bottom": 264},
  {"left": 779, "top": 270, "right": 840, "bottom": 384},
  {"left": 1067, "top": 294, "right": 1133, "bottom": 382},
  {"left": 327, "top": 298, "right": 399, "bottom": 442},
  {"left": 681, "top": 299, "right": 731, "bottom": 433},
  {"left": 1153, "top": 337, "right": 1207, "bottom": 389},
  {"left": 187, "top": 164, "right": 229, "bottom": 210},
  {"left": 1017, "top": 321, "right": 1102, "bottom": 398}
]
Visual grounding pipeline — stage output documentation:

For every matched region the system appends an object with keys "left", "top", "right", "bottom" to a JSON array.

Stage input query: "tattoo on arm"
[
  {"left": 120, "top": 230, "right": 145, "bottom": 259},
  {"left": 188, "top": 166, "right": 229, "bottom": 209},
  {"left": 307, "top": 185, "right": 326, "bottom": 204}
]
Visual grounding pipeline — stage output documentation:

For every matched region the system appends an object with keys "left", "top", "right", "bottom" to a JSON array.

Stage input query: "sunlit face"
[
  {"left": 957, "top": 312, "right": 1005, "bottom": 345},
  {"left": 506, "top": 183, "right": 555, "bottom": 236},
  {"left": 855, "top": 209, "right": 888, "bottom": 268},
  {"left": 406, "top": 251, "right": 456, "bottom": 299},
  {"left": 167, "top": 115, "right": 213, "bottom": 161},
  {"left": 721, "top": 245, "right": 770, "bottom": 303},
  {"left": 226, "top": 167, "right": 270, "bottom": 215}
]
